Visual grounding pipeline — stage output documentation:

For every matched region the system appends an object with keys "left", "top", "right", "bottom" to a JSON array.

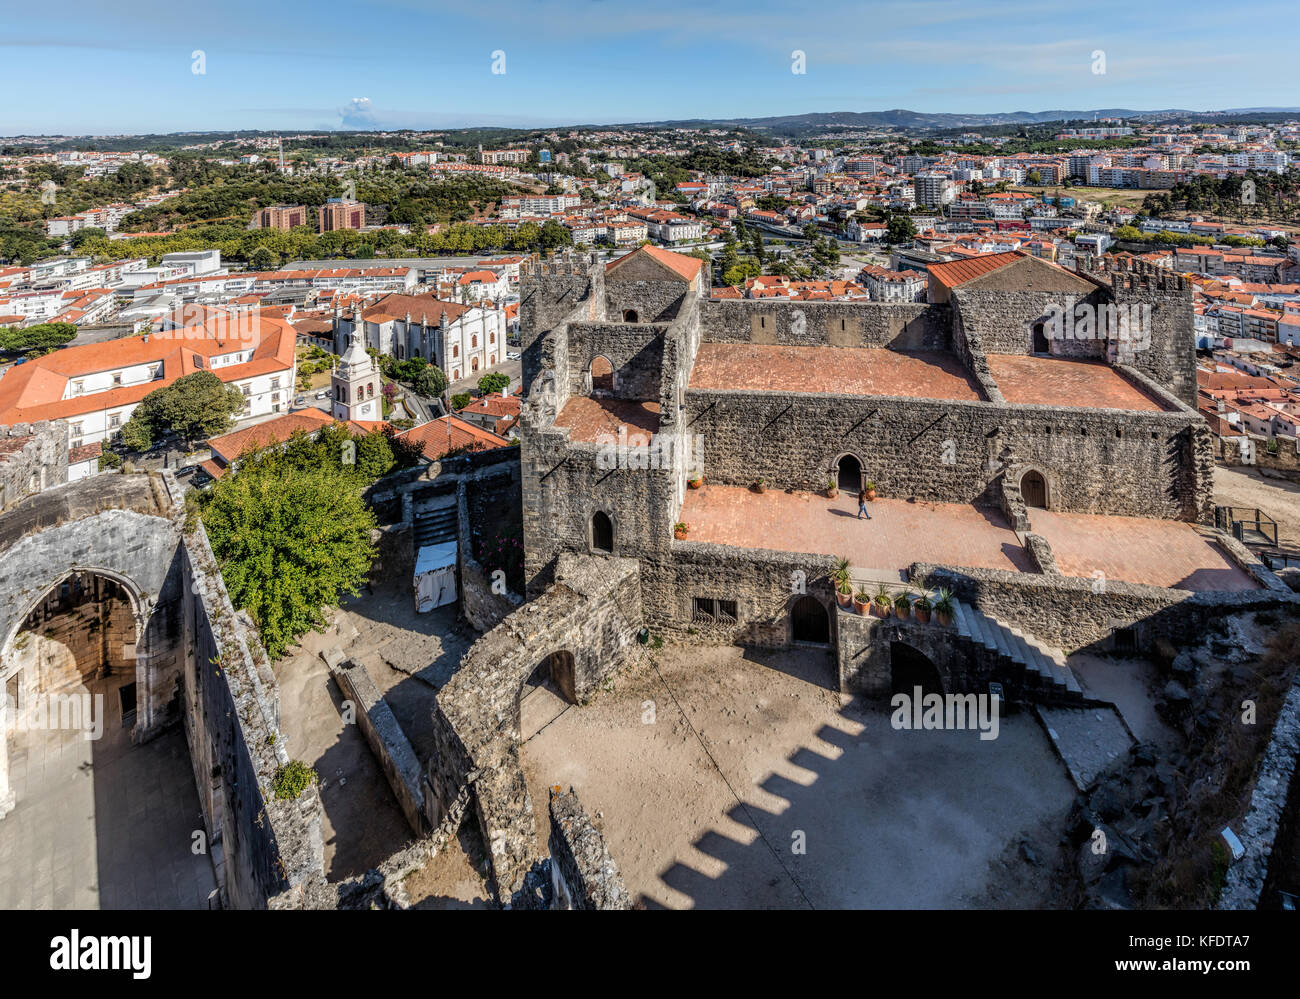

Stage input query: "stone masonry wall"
[
  {"left": 700, "top": 299, "right": 948, "bottom": 350},
  {"left": 567, "top": 321, "right": 668, "bottom": 400},
  {"left": 684, "top": 388, "right": 1208, "bottom": 519},
  {"left": 330, "top": 657, "right": 426, "bottom": 837},
  {"left": 547, "top": 786, "right": 632, "bottom": 910},
  {"left": 182, "top": 522, "right": 326, "bottom": 909}
]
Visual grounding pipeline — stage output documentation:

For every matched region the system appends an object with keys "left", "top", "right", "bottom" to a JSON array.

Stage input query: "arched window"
[
  {"left": 471, "top": 335, "right": 478, "bottom": 348},
  {"left": 623, "top": 309, "right": 639, "bottom": 323},
  {"left": 453, "top": 345, "right": 459, "bottom": 358},
  {"left": 471, "top": 357, "right": 479, "bottom": 372},
  {"left": 591, "top": 355, "right": 614, "bottom": 395},
  {"left": 453, "top": 370, "right": 460, "bottom": 380},
  {"left": 489, "top": 332, "right": 495, "bottom": 344},
  {"left": 592, "top": 511, "right": 614, "bottom": 553}
]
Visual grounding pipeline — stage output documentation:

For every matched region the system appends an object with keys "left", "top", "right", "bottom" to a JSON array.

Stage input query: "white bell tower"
[{"left": 332, "top": 334, "right": 379, "bottom": 422}]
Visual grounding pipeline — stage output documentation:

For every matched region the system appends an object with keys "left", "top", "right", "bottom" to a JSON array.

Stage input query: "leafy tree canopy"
[{"left": 119, "top": 369, "right": 244, "bottom": 450}]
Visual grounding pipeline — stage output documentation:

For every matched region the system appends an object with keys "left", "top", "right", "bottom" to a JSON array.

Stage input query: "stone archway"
[
  {"left": 836, "top": 453, "right": 863, "bottom": 492},
  {"left": 591, "top": 510, "right": 614, "bottom": 553},
  {"left": 890, "top": 641, "right": 944, "bottom": 697},
  {"left": 519, "top": 651, "right": 577, "bottom": 740},
  {"left": 590, "top": 355, "right": 614, "bottom": 395},
  {"left": 791, "top": 594, "right": 830, "bottom": 644},
  {"left": 1021, "top": 469, "right": 1048, "bottom": 508}
]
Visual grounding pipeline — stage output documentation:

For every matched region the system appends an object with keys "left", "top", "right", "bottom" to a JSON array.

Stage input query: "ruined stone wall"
[
  {"left": 547, "top": 787, "right": 632, "bottom": 910},
  {"left": 182, "top": 523, "right": 325, "bottom": 909},
  {"left": 836, "top": 607, "right": 1003, "bottom": 698},
  {"left": 699, "top": 299, "right": 949, "bottom": 350},
  {"left": 604, "top": 279, "right": 689, "bottom": 325},
  {"left": 1090, "top": 258, "right": 1198, "bottom": 409},
  {"left": 521, "top": 429, "right": 676, "bottom": 596},
  {"left": 684, "top": 388, "right": 1208, "bottom": 519},
  {"left": 1219, "top": 434, "right": 1300, "bottom": 481},
  {"left": 426, "top": 554, "right": 643, "bottom": 895},
  {"left": 566, "top": 322, "right": 668, "bottom": 400},
  {"left": 0, "top": 502, "right": 186, "bottom": 740},
  {"left": 911, "top": 561, "right": 1297, "bottom": 655},
  {"left": 951, "top": 286, "right": 1111, "bottom": 357},
  {"left": 640, "top": 543, "right": 835, "bottom": 647},
  {"left": 330, "top": 657, "right": 426, "bottom": 837},
  {"left": 0, "top": 421, "right": 69, "bottom": 513}
]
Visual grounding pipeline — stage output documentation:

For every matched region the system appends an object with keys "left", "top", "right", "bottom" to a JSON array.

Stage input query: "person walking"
[{"left": 857, "top": 487, "right": 871, "bottom": 519}]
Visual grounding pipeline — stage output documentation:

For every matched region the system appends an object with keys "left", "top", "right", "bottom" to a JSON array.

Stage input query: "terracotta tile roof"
[
  {"left": 605, "top": 244, "right": 702, "bottom": 282},
  {"left": 359, "top": 293, "right": 469, "bottom": 325},
  {"left": 0, "top": 309, "right": 297, "bottom": 426},
  {"left": 927, "top": 250, "right": 1025, "bottom": 289},
  {"left": 68, "top": 441, "right": 102, "bottom": 463},
  {"left": 206, "top": 409, "right": 388, "bottom": 467},
  {"left": 395, "top": 414, "right": 511, "bottom": 462}
]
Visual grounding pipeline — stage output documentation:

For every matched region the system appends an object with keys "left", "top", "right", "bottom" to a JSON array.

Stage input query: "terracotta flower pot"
[
  {"left": 687, "top": 476, "right": 703, "bottom": 489},
  {"left": 852, "top": 597, "right": 870, "bottom": 615},
  {"left": 872, "top": 601, "right": 890, "bottom": 618},
  {"left": 674, "top": 528, "right": 688, "bottom": 540},
  {"left": 866, "top": 488, "right": 877, "bottom": 501},
  {"left": 894, "top": 604, "right": 910, "bottom": 620},
  {"left": 913, "top": 606, "right": 931, "bottom": 625},
  {"left": 827, "top": 487, "right": 838, "bottom": 499},
  {"left": 754, "top": 482, "right": 766, "bottom": 494},
  {"left": 836, "top": 588, "right": 853, "bottom": 608},
  {"left": 936, "top": 610, "right": 953, "bottom": 628}
]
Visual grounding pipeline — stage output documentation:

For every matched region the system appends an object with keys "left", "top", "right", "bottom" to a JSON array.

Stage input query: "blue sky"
[{"left": 2, "top": 0, "right": 1295, "bottom": 135}]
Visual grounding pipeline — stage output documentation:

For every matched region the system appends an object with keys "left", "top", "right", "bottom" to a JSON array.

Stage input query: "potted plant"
[
  {"left": 687, "top": 472, "right": 704, "bottom": 489},
  {"left": 913, "top": 592, "right": 932, "bottom": 625},
  {"left": 833, "top": 557, "right": 852, "bottom": 607},
  {"left": 872, "top": 584, "right": 893, "bottom": 618},
  {"left": 864, "top": 479, "right": 878, "bottom": 501},
  {"left": 853, "top": 587, "right": 871, "bottom": 615},
  {"left": 674, "top": 522, "right": 689, "bottom": 540},
  {"left": 753, "top": 477, "right": 766, "bottom": 494},
  {"left": 894, "top": 589, "right": 913, "bottom": 620},
  {"left": 933, "top": 587, "right": 955, "bottom": 627},
  {"left": 826, "top": 477, "right": 838, "bottom": 499}
]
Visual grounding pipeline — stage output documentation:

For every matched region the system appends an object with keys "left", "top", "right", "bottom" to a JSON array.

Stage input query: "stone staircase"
[{"left": 951, "top": 598, "right": 1082, "bottom": 700}]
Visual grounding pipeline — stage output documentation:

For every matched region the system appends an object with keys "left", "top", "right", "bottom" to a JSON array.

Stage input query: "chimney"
[{"left": 440, "top": 309, "right": 449, "bottom": 331}]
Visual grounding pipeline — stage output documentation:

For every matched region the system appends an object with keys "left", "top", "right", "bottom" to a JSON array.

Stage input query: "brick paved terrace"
[
  {"left": 555, "top": 396, "right": 660, "bottom": 443},
  {"left": 678, "top": 485, "right": 1260, "bottom": 592},
  {"left": 679, "top": 485, "right": 1031, "bottom": 574},
  {"left": 688, "top": 345, "right": 985, "bottom": 401},
  {"left": 986, "top": 355, "right": 1170, "bottom": 411},
  {"left": 1028, "top": 509, "right": 1259, "bottom": 591}
]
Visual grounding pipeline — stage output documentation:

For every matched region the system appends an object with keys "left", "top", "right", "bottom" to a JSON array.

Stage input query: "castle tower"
[{"left": 332, "top": 334, "right": 380, "bottom": 422}]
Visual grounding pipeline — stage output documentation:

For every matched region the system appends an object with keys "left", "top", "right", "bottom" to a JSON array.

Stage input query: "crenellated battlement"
[{"left": 1080, "top": 253, "right": 1191, "bottom": 294}]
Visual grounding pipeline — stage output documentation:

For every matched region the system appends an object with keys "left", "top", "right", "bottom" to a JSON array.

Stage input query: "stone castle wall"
[
  {"left": 700, "top": 299, "right": 949, "bottom": 350},
  {"left": 683, "top": 387, "right": 1210, "bottom": 519}
]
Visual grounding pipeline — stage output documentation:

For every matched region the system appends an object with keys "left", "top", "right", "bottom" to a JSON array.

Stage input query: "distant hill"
[{"left": 615, "top": 108, "right": 1300, "bottom": 134}]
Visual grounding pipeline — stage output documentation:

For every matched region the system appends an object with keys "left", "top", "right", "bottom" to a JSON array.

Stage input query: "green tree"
[
  {"left": 200, "top": 459, "right": 378, "bottom": 658},
  {"left": 119, "top": 370, "right": 245, "bottom": 450},
  {"left": 477, "top": 371, "right": 510, "bottom": 396},
  {"left": 450, "top": 392, "right": 471, "bottom": 411},
  {"left": 0, "top": 321, "right": 77, "bottom": 354},
  {"left": 413, "top": 365, "right": 448, "bottom": 398},
  {"left": 885, "top": 213, "right": 917, "bottom": 245}
]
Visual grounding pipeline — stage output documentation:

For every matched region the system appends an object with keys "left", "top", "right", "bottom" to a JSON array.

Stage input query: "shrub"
[{"left": 271, "top": 760, "right": 318, "bottom": 800}]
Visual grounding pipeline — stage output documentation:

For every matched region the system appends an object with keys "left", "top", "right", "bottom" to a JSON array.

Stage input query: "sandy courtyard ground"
[
  {"left": 1213, "top": 464, "right": 1300, "bottom": 550},
  {"left": 520, "top": 644, "right": 1076, "bottom": 909}
]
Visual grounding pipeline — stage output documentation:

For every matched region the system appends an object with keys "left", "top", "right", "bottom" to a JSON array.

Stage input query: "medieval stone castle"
[{"left": 0, "top": 243, "right": 1294, "bottom": 910}]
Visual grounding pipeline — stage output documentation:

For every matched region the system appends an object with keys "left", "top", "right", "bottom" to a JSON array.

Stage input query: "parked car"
[
  {"left": 506, "top": 351, "right": 521, "bottom": 360},
  {"left": 294, "top": 395, "right": 306, "bottom": 406},
  {"left": 315, "top": 390, "right": 328, "bottom": 400}
]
